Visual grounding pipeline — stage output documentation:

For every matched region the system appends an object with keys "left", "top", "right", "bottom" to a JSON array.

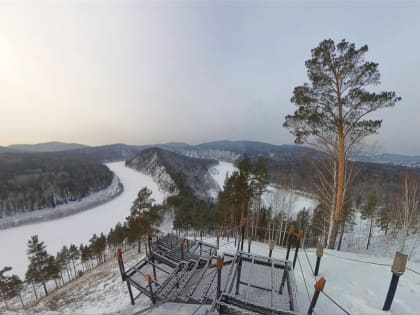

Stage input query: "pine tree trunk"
[{"left": 337, "top": 222, "right": 345, "bottom": 251}]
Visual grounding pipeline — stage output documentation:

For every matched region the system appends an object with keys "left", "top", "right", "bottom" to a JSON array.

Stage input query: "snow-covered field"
[{"left": 0, "top": 162, "right": 166, "bottom": 278}]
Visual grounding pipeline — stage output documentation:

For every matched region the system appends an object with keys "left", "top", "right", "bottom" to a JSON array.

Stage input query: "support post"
[
  {"left": 286, "top": 225, "right": 295, "bottom": 260},
  {"left": 151, "top": 256, "right": 157, "bottom": 280},
  {"left": 217, "top": 234, "right": 220, "bottom": 249},
  {"left": 293, "top": 231, "right": 304, "bottom": 269},
  {"left": 383, "top": 251, "right": 408, "bottom": 311},
  {"left": 279, "top": 262, "right": 288, "bottom": 294},
  {"left": 216, "top": 256, "right": 223, "bottom": 298},
  {"left": 314, "top": 243, "right": 323, "bottom": 276},
  {"left": 240, "top": 218, "right": 247, "bottom": 251},
  {"left": 147, "top": 233, "right": 152, "bottom": 258},
  {"left": 181, "top": 239, "right": 185, "bottom": 260},
  {"left": 117, "top": 248, "right": 134, "bottom": 305},
  {"left": 116, "top": 248, "right": 125, "bottom": 281},
  {"left": 307, "top": 277, "right": 326, "bottom": 315},
  {"left": 235, "top": 253, "right": 243, "bottom": 295},
  {"left": 145, "top": 274, "right": 156, "bottom": 304},
  {"left": 200, "top": 230, "right": 203, "bottom": 241}
]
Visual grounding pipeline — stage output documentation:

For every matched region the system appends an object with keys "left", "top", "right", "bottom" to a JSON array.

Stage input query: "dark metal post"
[
  {"left": 383, "top": 274, "right": 399, "bottom": 311},
  {"left": 145, "top": 274, "right": 156, "bottom": 304},
  {"left": 217, "top": 234, "right": 220, "bottom": 249},
  {"left": 308, "top": 277, "right": 326, "bottom": 315},
  {"left": 314, "top": 243, "right": 323, "bottom": 276},
  {"left": 293, "top": 231, "right": 304, "bottom": 269},
  {"left": 200, "top": 230, "right": 203, "bottom": 241},
  {"left": 117, "top": 248, "right": 134, "bottom": 305},
  {"left": 286, "top": 225, "right": 295, "bottom": 260},
  {"left": 279, "top": 262, "right": 288, "bottom": 294},
  {"left": 116, "top": 248, "right": 125, "bottom": 281},
  {"left": 151, "top": 256, "right": 157, "bottom": 280},
  {"left": 216, "top": 256, "right": 223, "bottom": 298},
  {"left": 240, "top": 218, "right": 247, "bottom": 251},
  {"left": 181, "top": 239, "right": 185, "bottom": 260},
  {"left": 383, "top": 251, "right": 408, "bottom": 311},
  {"left": 235, "top": 253, "right": 242, "bottom": 295}
]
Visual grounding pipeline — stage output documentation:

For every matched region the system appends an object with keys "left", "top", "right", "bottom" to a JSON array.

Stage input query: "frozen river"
[{"left": 0, "top": 161, "right": 165, "bottom": 277}]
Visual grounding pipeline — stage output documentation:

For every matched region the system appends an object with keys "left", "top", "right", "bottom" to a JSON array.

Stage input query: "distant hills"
[
  {"left": 2, "top": 140, "right": 420, "bottom": 166},
  {"left": 5, "top": 141, "right": 89, "bottom": 152}
]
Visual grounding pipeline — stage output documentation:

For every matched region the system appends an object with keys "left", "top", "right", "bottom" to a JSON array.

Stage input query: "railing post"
[
  {"left": 279, "top": 261, "right": 289, "bottom": 294},
  {"left": 117, "top": 248, "right": 134, "bottom": 305},
  {"left": 286, "top": 225, "right": 295, "bottom": 260},
  {"left": 307, "top": 277, "right": 326, "bottom": 315},
  {"left": 314, "top": 243, "right": 323, "bottom": 276},
  {"left": 116, "top": 248, "right": 125, "bottom": 281},
  {"left": 240, "top": 218, "right": 247, "bottom": 251},
  {"left": 145, "top": 274, "right": 156, "bottom": 304},
  {"left": 235, "top": 252, "right": 243, "bottom": 295},
  {"left": 180, "top": 239, "right": 185, "bottom": 260},
  {"left": 383, "top": 251, "right": 408, "bottom": 311},
  {"left": 216, "top": 256, "right": 223, "bottom": 298},
  {"left": 293, "top": 231, "right": 304, "bottom": 269}
]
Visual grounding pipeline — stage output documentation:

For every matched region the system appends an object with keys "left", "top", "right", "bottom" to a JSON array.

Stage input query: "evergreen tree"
[
  {"left": 26, "top": 235, "right": 50, "bottom": 296},
  {"left": 0, "top": 267, "right": 24, "bottom": 309},
  {"left": 284, "top": 39, "right": 401, "bottom": 249},
  {"left": 69, "top": 244, "right": 80, "bottom": 275},
  {"left": 361, "top": 190, "right": 378, "bottom": 250}
]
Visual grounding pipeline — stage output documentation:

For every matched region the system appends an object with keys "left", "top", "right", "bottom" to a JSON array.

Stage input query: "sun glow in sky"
[{"left": 1, "top": 1, "right": 420, "bottom": 154}]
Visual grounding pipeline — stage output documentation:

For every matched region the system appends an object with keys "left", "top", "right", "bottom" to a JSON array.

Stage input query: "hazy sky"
[{"left": 1, "top": 1, "right": 420, "bottom": 154}]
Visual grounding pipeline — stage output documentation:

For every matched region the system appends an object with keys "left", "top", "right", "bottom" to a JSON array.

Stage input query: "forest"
[{"left": 0, "top": 152, "right": 113, "bottom": 219}]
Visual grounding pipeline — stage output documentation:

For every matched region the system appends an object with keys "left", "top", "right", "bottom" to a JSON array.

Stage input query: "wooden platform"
[{"left": 121, "top": 234, "right": 299, "bottom": 315}]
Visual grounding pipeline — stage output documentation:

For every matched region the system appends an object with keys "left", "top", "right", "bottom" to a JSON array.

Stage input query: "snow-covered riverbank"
[
  {"left": 0, "top": 175, "right": 123, "bottom": 230},
  {"left": 0, "top": 162, "right": 166, "bottom": 278}
]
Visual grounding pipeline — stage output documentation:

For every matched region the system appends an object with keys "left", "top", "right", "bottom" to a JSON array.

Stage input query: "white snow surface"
[{"left": 0, "top": 162, "right": 166, "bottom": 278}]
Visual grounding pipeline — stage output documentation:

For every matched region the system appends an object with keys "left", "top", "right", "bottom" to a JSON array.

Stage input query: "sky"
[{"left": 1, "top": 1, "right": 420, "bottom": 154}]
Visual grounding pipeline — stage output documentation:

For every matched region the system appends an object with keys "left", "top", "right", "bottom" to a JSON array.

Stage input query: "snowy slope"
[{"left": 0, "top": 162, "right": 166, "bottom": 278}]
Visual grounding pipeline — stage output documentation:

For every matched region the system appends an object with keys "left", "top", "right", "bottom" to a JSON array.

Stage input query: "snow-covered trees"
[
  {"left": 26, "top": 235, "right": 52, "bottom": 296},
  {"left": 0, "top": 154, "right": 113, "bottom": 219},
  {"left": 0, "top": 267, "right": 24, "bottom": 309},
  {"left": 284, "top": 39, "right": 401, "bottom": 249}
]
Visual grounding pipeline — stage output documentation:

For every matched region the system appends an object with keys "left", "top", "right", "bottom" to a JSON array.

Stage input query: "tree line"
[{"left": 0, "top": 153, "right": 113, "bottom": 218}]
